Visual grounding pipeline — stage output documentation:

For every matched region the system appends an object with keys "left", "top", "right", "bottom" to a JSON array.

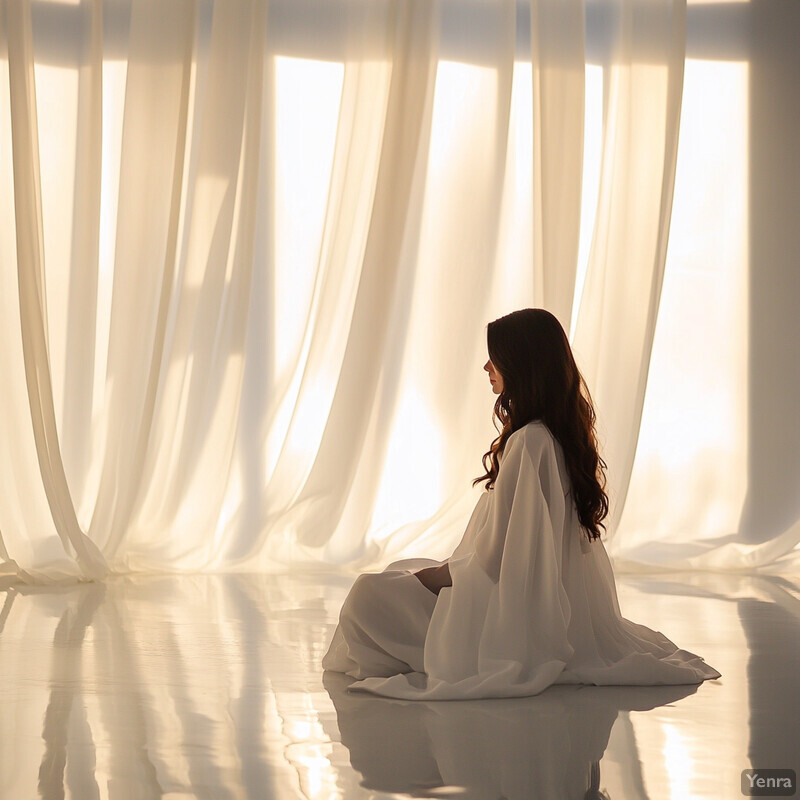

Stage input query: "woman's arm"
[{"left": 414, "top": 563, "right": 452, "bottom": 595}]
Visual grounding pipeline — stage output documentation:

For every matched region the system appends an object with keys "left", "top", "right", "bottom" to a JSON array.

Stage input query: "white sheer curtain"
[
  {"left": 2, "top": 0, "right": 791, "bottom": 583},
  {"left": 572, "top": 0, "right": 687, "bottom": 540}
]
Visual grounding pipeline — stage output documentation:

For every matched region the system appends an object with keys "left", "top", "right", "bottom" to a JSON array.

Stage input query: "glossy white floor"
[{"left": 0, "top": 569, "right": 797, "bottom": 800}]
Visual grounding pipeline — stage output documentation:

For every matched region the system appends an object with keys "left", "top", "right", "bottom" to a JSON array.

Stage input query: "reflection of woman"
[
  {"left": 323, "top": 309, "right": 721, "bottom": 699},
  {"left": 324, "top": 669, "right": 698, "bottom": 800}
]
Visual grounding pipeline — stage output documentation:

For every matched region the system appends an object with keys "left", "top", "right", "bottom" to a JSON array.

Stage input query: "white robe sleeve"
[{"left": 350, "top": 423, "right": 576, "bottom": 699}]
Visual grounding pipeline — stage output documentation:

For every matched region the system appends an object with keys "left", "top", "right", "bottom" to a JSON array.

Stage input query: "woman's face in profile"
[{"left": 484, "top": 360, "right": 504, "bottom": 395}]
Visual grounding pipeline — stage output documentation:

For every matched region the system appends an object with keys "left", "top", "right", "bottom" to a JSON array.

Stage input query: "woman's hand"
[{"left": 414, "top": 563, "right": 452, "bottom": 595}]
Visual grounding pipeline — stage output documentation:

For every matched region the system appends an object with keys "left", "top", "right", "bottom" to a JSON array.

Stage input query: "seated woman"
[{"left": 322, "top": 308, "right": 721, "bottom": 700}]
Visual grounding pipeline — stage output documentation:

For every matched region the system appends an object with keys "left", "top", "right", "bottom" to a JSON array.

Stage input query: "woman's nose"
[{"left": 483, "top": 361, "right": 490, "bottom": 372}]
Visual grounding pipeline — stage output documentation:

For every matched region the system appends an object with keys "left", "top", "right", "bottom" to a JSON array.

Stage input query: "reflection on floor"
[{"left": 0, "top": 570, "right": 798, "bottom": 799}]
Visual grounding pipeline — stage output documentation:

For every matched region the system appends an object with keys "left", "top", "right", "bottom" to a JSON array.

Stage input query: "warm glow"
[
  {"left": 371, "top": 386, "right": 443, "bottom": 538},
  {"left": 427, "top": 61, "right": 498, "bottom": 173},
  {"left": 571, "top": 64, "right": 604, "bottom": 338},
  {"left": 262, "top": 56, "right": 349, "bottom": 485},
  {"left": 619, "top": 59, "right": 749, "bottom": 549},
  {"left": 662, "top": 723, "right": 694, "bottom": 799},
  {"left": 491, "top": 61, "right": 535, "bottom": 315},
  {"left": 273, "top": 56, "right": 344, "bottom": 376},
  {"left": 94, "top": 59, "right": 127, "bottom": 427},
  {"left": 34, "top": 64, "right": 78, "bottom": 422}
]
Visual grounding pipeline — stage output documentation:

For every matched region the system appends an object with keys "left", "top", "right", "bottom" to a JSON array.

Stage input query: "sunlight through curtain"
[{"left": 2, "top": 0, "right": 792, "bottom": 583}]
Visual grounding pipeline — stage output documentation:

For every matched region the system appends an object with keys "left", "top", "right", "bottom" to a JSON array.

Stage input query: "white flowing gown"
[{"left": 322, "top": 422, "right": 721, "bottom": 700}]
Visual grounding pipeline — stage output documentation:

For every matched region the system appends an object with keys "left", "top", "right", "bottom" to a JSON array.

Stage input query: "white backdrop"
[{"left": 1, "top": 0, "right": 797, "bottom": 582}]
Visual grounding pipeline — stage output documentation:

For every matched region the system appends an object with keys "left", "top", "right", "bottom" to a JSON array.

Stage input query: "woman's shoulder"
[
  {"left": 508, "top": 420, "right": 555, "bottom": 448},
  {"left": 505, "top": 422, "right": 568, "bottom": 494},
  {"left": 505, "top": 421, "right": 559, "bottom": 463}
]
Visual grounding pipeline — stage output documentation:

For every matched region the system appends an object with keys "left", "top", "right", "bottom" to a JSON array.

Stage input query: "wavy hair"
[{"left": 473, "top": 308, "right": 609, "bottom": 541}]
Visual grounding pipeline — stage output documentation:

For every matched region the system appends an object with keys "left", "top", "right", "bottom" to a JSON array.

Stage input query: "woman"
[{"left": 323, "top": 308, "right": 721, "bottom": 700}]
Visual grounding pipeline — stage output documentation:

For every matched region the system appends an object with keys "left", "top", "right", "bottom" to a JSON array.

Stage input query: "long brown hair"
[{"left": 474, "top": 308, "right": 609, "bottom": 541}]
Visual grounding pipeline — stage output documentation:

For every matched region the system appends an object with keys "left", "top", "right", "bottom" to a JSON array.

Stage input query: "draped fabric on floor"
[{"left": 0, "top": 0, "right": 797, "bottom": 583}]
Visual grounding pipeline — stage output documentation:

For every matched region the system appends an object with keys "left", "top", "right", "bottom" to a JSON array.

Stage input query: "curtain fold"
[
  {"left": 5, "top": 0, "right": 107, "bottom": 580},
  {"left": 573, "top": 0, "right": 687, "bottom": 541},
  {"left": 88, "top": 0, "right": 196, "bottom": 560},
  {"left": 112, "top": 0, "right": 267, "bottom": 569},
  {"left": 531, "top": 0, "right": 585, "bottom": 330},
  {"left": 61, "top": 0, "right": 102, "bottom": 502},
  {"left": 263, "top": 0, "right": 441, "bottom": 557},
  {"left": 1, "top": 0, "right": 792, "bottom": 582}
]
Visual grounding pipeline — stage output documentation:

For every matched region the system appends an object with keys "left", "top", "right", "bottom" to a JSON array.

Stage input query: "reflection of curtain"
[
  {"left": 2, "top": 0, "right": 771, "bottom": 582},
  {"left": 0, "top": 573, "right": 720, "bottom": 797}
]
